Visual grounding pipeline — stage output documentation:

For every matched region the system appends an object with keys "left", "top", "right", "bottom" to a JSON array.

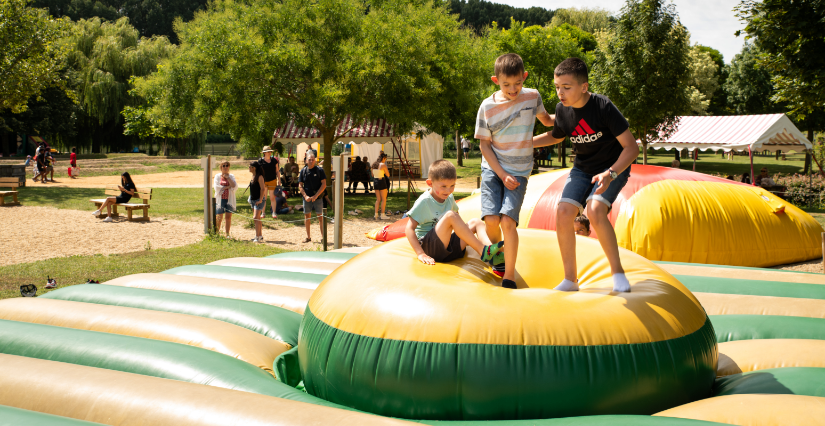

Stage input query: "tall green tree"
[
  {"left": 0, "top": 0, "right": 68, "bottom": 114},
  {"left": 724, "top": 42, "right": 783, "bottom": 115},
  {"left": 736, "top": 0, "right": 825, "bottom": 120},
  {"left": 63, "top": 17, "right": 175, "bottom": 152},
  {"left": 694, "top": 44, "right": 728, "bottom": 114},
  {"left": 549, "top": 7, "right": 613, "bottom": 33},
  {"left": 133, "top": 0, "right": 490, "bottom": 183},
  {"left": 591, "top": 0, "right": 691, "bottom": 164},
  {"left": 448, "top": 0, "right": 553, "bottom": 33},
  {"left": 686, "top": 45, "right": 720, "bottom": 115}
]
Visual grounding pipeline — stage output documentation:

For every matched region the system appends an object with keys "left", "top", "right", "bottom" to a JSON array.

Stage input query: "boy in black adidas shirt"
[{"left": 533, "top": 58, "right": 638, "bottom": 293}]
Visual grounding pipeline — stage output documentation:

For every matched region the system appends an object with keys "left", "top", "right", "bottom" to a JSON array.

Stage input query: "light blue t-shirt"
[{"left": 408, "top": 190, "right": 459, "bottom": 239}]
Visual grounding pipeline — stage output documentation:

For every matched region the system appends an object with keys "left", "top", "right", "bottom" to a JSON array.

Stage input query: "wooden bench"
[
  {"left": 0, "top": 177, "right": 21, "bottom": 206},
  {"left": 90, "top": 186, "right": 152, "bottom": 221}
]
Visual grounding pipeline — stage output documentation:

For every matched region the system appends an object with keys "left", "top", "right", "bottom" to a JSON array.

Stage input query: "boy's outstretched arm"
[
  {"left": 537, "top": 112, "right": 555, "bottom": 127},
  {"left": 479, "top": 138, "right": 520, "bottom": 190},
  {"left": 593, "top": 129, "right": 638, "bottom": 195},
  {"left": 532, "top": 132, "right": 565, "bottom": 148},
  {"left": 405, "top": 217, "right": 435, "bottom": 265}
]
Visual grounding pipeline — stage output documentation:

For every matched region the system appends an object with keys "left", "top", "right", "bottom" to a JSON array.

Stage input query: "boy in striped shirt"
[{"left": 475, "top": 53, "right": 554, "bottom": 289}]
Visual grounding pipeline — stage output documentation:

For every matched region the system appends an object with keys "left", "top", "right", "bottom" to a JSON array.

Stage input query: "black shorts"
[
  {"left": 463, "top": 148, "right": 469, "bottom": 153},
  {"left": 374, "top": 176, "right": 389, "bottom": 191},
  {"left": 419, "top": 228, "right": 465, "bottom": 263},
  {"left": 115, "top": 195, "right": 132, "bottom": 204}
]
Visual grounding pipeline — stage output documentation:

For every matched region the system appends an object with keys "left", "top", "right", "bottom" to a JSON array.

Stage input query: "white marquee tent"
[
  {"left": 272, "top": 116, "right": 444, "bottom": 178},
  {"left": 643, "top": 114, "right": 812, "bottom": 153}
]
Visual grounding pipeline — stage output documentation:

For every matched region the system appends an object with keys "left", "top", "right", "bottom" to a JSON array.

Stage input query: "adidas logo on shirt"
[{"left": 570, "top": 119, "right": 603, "bottom": 144}]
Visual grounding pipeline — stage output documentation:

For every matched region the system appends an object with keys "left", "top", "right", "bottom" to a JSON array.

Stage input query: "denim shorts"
[
  {"left": 480, "top": 167, "right": 529, "bottom": 224},
  {"left": 215, "top": 198, "right": 233, "bottom": 214},
  {"left": 303, "top": 197, "right": 324, "bottom": 214},
  {"left": 249, "top": 197, "right": 264, "bottom": 211},
  {"left": 560, "top": 166, "right": 631, "bottom": 213}
]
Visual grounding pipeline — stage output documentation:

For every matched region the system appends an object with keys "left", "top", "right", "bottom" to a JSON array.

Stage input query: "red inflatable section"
[
  {"left": 527, "top": 164, "right": 749, "bottom": 232},
  {"left": 369, "top": 217, "right": 410, "bottom": 242}
]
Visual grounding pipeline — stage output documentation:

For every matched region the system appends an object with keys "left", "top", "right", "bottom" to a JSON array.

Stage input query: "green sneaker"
[{"left": 480, "top": 241, "right": 504, "bottom": 264}]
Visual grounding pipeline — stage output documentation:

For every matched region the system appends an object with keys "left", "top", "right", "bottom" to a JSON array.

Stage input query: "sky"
[{"left": 489, "top": 0, "right": 747, "bottom": 63}]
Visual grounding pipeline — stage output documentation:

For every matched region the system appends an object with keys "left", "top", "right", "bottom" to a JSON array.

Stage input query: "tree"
[
  {"left": 1, "top": 86, "right": 79, "bottom": 155},
  {"left": 448, "top": 0, "right": 553, "bottom": 33},
  {"left": 549, "top": 7, "right": 613, "bottom": 34},
  {"left": 694, "top": 44, "right": 728, "bottom": 114},
  {"left": 549, "top": 23, "right": 597, "bottom": 52},
  {"left": 62, "top": 17, "right": 175, "bottom": 152},
  {"left": 736, "top": 0, "right": 825, "bottom": 119},
  {"left": 591, "top": 0, "right": 691, "bottom": 164},
  {"left": 724, "top": 43, "right": 783, "bottom": 115},
  {"left": 133, "top": 0, "right": 491, "bottom": 185},
  {"left": 0, "top": 0, "right": 68, "bottom": 114},
  {"left": 686, "top": 45, "right": 720, "bottom": 115}
]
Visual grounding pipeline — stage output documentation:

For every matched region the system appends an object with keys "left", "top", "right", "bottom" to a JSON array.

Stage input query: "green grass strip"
[
  {"left": 675, "top": 275, "right": 825, "bottom": 299},
  {"left": 710, "top": 315, "right": 825, "bottom": 342},
  {"left": 713, "top": 367, "right": 825, "bottom": 398},
  {"left": 161, "top": 265, "right": 326, "bottom": 290},
  {"left": 0, "top": 405, "right": 106, "bottom": 426},
  {"left": 41, "top": 284, "right": 302, "bottom": 346}
]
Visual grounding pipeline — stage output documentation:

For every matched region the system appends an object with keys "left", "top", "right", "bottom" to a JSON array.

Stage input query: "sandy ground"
[
  {"left": 0, "top": 206, "right": 381, "bottom": 267},
  {"left": 772, "top": 259, "right": 823, "bottom": 274},
  {"left": 31, "top": 171, "right": 481, "bottom": 192}
]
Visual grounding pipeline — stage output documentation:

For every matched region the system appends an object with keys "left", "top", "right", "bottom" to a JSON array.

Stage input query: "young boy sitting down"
[
  {"left": 406, "top": 160, "right": 504, "bottom": 267},
  {"left": 533, "top": 58, "right": 639, "bottom": 293},
  {"left": 476, "top": 53, "right": 555, "bottom": 289}
]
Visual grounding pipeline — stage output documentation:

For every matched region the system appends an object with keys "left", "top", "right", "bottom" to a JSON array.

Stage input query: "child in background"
[
  {"left": 475, "top": 53, "right": 554, "bottom": 289},
  {"left": 574, "top": 215, "right": 591, "bottom": 237},
  {"left": 406, "top": 160, "right": 504, "bottom": 267}
]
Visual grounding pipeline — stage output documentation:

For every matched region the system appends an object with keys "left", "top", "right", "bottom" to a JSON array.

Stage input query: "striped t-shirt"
[{"left": 474, "top": 88, "right": 546, "bottom": 177}]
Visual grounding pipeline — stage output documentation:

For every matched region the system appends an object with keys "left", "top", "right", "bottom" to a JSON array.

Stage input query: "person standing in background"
[
  {"left": 259, "top": 146, "right": 280, "bottom": 219},
  {"left": 461, "top": 136, "right": 471, "bottom": 160},
  {"left": 213, "top": 161, "right": 237, "bottom": 236},
  {"left": 298, "top": 151, "right": 327, "bottom": 243},
  {"left": 69, "top": 147, "right": 78, "bottom": 179}
]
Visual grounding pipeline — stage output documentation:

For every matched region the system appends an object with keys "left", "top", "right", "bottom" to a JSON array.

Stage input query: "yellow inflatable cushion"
[
  {"left": 207, "top": 258, "right": 339, "bottom": 275},
  {"left": 0, "top": 354, "right": 412, "bottom": 426},
  {"left": 654, "top": 394, "right": 825, "bottom": 426},
  {"left": 717, "top": 339, "right": 825, "bottom": 377},
  {"left": 105, "top": 273, "right": 312, "bottom": 314},
  {"left": 310, "top": 229, "right": 707, "bottom": 346},
  {"left": 0, "top": 298, "right": 288, "bottom": 376},
  {"left": 695, "top": 292, "right": 825, "bottom": 318},
  {"left": 660, "top": 263, "right": 825, "bottom": 285}
]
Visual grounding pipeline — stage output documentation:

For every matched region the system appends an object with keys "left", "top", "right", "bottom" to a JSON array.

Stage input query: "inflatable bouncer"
[
  {"left": 1, "top": 247, "right": 825, "bottom": 425},
  {"left": 368, "top": 165, "right": 823, "bottom": 268}
]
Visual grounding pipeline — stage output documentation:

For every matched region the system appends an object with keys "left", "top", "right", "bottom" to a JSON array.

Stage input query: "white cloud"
[{"left": 486, "top": 0, "right": 747, "bottom": 63}]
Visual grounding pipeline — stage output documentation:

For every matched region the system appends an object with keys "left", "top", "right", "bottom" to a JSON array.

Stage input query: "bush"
[{"left": 777, "top": 174, "right": 825, "bottom": 208}]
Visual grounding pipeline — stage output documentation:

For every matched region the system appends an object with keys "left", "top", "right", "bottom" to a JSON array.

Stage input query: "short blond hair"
[{"left": 428, "top": 160, "right": 456, "bottom": 182}]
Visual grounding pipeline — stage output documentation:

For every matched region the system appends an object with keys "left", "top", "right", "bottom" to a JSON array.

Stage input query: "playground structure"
[
  {"left": 0, "top": 231, "right": 824, "bottom": 425},
  {"left": 368, "top": 165, "right": 823, "bottom": 268}
]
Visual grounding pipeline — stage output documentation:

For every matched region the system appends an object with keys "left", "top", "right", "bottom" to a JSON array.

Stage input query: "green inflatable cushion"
[
  {"left": 710, "top": 315, "right": 825, "bottom": 342},
  {"left": 713, "top": 367, "right": 825, "bottom": 398},
  {"left": 0, "top": 405, "right": 106, "bottom": 426}
]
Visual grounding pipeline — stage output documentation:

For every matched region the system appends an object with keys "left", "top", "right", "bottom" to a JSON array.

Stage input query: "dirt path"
[
  {"left": 0, "top": 206, "right": 381, "bottom": 267},
  {"left": 26, "top": 170, "right": 481, "bottom": 192}
]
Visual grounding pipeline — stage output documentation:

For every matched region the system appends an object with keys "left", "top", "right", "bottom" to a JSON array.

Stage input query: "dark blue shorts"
[
  {"left": 560, "top": 166, "right": 630, "bottom": 213},
  {"left": 480, "top": 167, "right": 529, "bottom": 224}
]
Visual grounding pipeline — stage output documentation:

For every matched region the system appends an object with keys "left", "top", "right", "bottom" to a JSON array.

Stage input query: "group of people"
[
  {"left": 25, "top": 143, "right": 70, "bottom": 183},
  {"left": 406, "top": 54, "right": 636, "bottom": 293}
]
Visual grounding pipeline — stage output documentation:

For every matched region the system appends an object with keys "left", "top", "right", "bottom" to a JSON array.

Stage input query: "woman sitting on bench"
[{"left": 92, "top": 172, "right": 136, "bottom": 222}]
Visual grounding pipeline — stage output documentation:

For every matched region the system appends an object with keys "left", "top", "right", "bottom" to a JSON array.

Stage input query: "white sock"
[
  {"left": 613, "top": 273, "right": 631, "bottom": 293},
  {"left": 554, "top": 279, "right": 579, "bottom": 292}
]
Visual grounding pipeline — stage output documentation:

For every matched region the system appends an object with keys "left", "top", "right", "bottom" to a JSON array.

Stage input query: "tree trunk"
[
  {"left": 456, "top": 130, "right": 463, "bottom": 167},
  {"left": 1, "top": 129, "right": 9, "bottom": 157},
  {"left": 323, "top": 129, "right": 334, "bottom": 191},
  {"left": 805, "top": 151, "right": 811, "bottom": 175},
  {"left": 642, "top": 140, "right": 648, "bottom": 165}
]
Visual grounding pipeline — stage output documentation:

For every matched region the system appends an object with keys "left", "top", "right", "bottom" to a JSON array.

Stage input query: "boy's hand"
[
  {"left": 592, "top": 171, "right": 613, "bottom": 195},
  {"left": 417, "top": 253, "right": 435, "bottom": 265},
  {"left": 502, "top": 174, "right": 520, "bottom": 190}
]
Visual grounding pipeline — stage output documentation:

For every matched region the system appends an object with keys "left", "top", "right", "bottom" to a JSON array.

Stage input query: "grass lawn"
[
  {"left": 16, "top": 187, "right": 471, "bottom": 224},
  {"left": 447, "top": 157, "right": 483, "bottom": 180},
  {"left": 640, "top": 150, "right": 807, "bottom": 176},
  {"left": 0, "top": 235, "right": 289, "bottom": 300}
]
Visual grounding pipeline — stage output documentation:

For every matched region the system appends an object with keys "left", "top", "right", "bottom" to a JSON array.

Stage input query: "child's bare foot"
[{"left": 554, "top": 279, "right": 579, "bottom": 292}]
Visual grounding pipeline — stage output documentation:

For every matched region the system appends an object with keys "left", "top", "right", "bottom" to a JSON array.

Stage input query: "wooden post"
[
  {"left": 748, "top": 147, "right": 755, "bottom": 186},
  {"left": 333, "top": 155, "right": 346, "bottom": 249},
  {"left": 821, "top": 232, "right": 824, "bottom": 274},
  {"left": 476, "top": 176, "right": 480, "bottom": 189},
  {"left": 202, "top": 155, "right": 213, "bottom": 234},
  {"left": 212, "top": 197, "right": 217, "bottom": 234},
  {"left": 321, "top": 207, "right": 328, "bottom": 252}
]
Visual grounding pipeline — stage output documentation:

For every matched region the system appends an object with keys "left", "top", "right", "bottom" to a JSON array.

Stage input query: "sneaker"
[
  {"left": 92, "top": 210, "right": 100, "bottom": 216},
  {"left": 492, "top": 263, "right": 505, "bottom": 278},
  {"left": 103, "top": 216, "right": 113, "bottom": 222},
  {"left": 380, "top": 214, "right": 390, "bottom": 220}
]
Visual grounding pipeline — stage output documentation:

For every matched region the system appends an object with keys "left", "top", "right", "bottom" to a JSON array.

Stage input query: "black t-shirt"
[
  {"left": 551, "top": 93, "right": 629, "bottom": 175},
  {"left": 120, "top": 181, "right": 136, "bottom": 201},
  {"left": 259, "top": 157, "right": 279, "bottom": 182},
  {"left": 299, "top": 166, "right": 326, "bottom": 197}
]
